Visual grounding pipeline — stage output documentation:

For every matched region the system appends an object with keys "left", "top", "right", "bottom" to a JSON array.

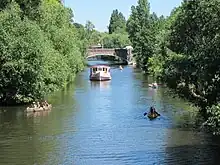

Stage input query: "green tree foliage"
[
  {"left": 126, "top": 0, "right": 220, "bottom": 134},
  {"left": 73, "top": 22, "right": 84, "bottom": 29},
  {"left": 101, "top": 33, "right": 130, "bottom": 48},
  {"left": 165, "top": 0, "right": 220, "bottom": 107},
  {"left": 0, "top": 0, "right": 42, "bottom": 19},
  {"left": 0, "top": 1, "right": 85, "bottom": 105},
  {"left": 148, "top": 9, "right": 180, "bottom": 78},
  {"left": 85, "top": 20, "right": 95, "bottom": 34},
  {"left": 164, "top": 0, "right": 220, "bottom": 134},
  {"left": 38, "top": 1, "right": 85, "bottom": 77},
  {"left": 108, "top": 9, "right": 126, "bottom": 34},
  {"left": 89, "top": 30, "right": 102, "bottom": 46},
  {"left": 99, "top": 9, "right": 131, "bottom": 49},
  {"left": 84, "top": 20, "right": 98, "bottom": 46},
  {"left": 0, "top": 0, "right": 11, "bottom": 10},
  {"left": 126, "top": 0, "right": 155, "bottom": 71},
  {"left": 0, "top": 3, "right": 46, "bottom": 104},
  {"left": 130, "top": 0, "right": 220, "bottom": 134}
]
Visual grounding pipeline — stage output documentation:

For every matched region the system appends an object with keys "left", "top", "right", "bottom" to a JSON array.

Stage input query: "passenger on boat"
[
  {"left": 44, "top": 100, "right": 49, "bottom": 106},
  {"left": 31, "top": 100, "right": 49, "bottom": 108},
  {"left": 37, "top": 102, "right": 40, "bottom": 108},
  {"left": 33, "top": 102, "right": 37, "bottom": 108}
]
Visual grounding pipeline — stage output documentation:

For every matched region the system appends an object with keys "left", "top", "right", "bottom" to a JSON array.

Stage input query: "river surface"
[{"left": 0, "top": 61, "right": 220, "bottom": 165}]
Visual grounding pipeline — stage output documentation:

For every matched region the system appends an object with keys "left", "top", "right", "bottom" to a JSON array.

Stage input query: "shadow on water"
[
  {"left": 163, "top": 128, "right": 220, "bottom": 164},
  {"left": 0, "top": 82, "right": 79, "bottom": 165},
  {"left": 164, "top": 144, "right": 220, "bottom": 165},
  {"left": 0, "top": 61, "right": 220, "bottom": 164}
]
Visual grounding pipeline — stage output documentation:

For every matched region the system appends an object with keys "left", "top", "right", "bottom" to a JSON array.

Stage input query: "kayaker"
[
  {"left": 144, "top": 106, "right": 158, "bottom": 116},
  {"left": 149, "top": 106, "right": 160, "bottom": 116}
]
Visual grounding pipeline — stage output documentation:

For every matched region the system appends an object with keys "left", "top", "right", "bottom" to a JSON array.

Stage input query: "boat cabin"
[
  {"left": 89, "top": 65, "right": 111, "bottom": 81},
  {"left": 90, "top": 65, "right": 110, "bottom": 73}
]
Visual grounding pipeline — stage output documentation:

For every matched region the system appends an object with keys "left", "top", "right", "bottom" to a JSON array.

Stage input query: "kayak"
[{"left": 147, "top": 113, "right": 160, "bottom": 120}]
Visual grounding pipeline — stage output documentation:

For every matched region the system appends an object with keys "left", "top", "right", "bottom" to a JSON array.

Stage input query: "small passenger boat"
[
  {"left": 148, "top": 82, "right": 158, "bottom": 89},
  {"left": 26, "top": 104, "right": 52, "bottom": 113},
  {"left": 89, "top": 65, "right": 111, "bottom": 81}
]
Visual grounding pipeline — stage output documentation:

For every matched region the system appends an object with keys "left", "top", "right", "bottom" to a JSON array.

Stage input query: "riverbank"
[
  {"left": 126, "top": 0, "right": 220, "bottom": 135},
  {"left": 156, "top": 88, "right": 205, "bottom": 129}
]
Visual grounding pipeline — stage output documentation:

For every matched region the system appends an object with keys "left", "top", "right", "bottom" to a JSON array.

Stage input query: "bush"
[
  {"left": 0, "top": 2, "right": 85, "bottom": 105},
  {"left": 204, "top": 103, "right": 220, "bottom": 135}
]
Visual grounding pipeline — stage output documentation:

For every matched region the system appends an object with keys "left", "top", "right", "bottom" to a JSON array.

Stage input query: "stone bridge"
[{"left": 87, "top": 48, "right": 133, "bottom": 64}]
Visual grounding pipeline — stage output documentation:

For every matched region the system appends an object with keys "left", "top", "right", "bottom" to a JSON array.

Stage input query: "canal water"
[{"left": 0, "top": 61, "right": 220, "bottom": 165}]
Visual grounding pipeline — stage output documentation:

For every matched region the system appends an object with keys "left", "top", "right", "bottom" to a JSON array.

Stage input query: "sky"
[{"left": 64, "top": 0, "right": 183, "bottom": 32}]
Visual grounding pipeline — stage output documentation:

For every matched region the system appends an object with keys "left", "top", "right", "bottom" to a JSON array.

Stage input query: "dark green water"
[{"left": 0, "top": 61, "right": 220, "bottom": 165}]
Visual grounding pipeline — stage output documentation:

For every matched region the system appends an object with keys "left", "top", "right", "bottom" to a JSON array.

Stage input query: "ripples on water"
[{"left": 0, "top": 63, "right": 220, "bottom": 165}]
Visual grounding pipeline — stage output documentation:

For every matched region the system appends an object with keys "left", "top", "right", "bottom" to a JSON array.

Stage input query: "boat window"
[{"left": 98, "top": 68, "right": 102, "bottom": 71}]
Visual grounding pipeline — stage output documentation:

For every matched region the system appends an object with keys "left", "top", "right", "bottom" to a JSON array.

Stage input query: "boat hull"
[
  {"left": 148, "top": 84, "right": 158, "bottom": 89},
  {"left": 89, "top": 71, "right": 111, "bottom": 81},
  {"left": 26, "top": 104, "right": 52, "bottom": 113},
  {"left": 90, "top": 76, "right": 111, "bottom": 81},
  {"left": 147, "top": 113, "right": 160, "bottom": 120}
]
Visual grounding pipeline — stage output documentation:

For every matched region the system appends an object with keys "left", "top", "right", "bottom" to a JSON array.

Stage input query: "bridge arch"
[
  {"left": 86, "top": 54, "right": 126, "bottom": 61},
  {"left": 87, "top": 48, "right": 131, "bottom": 63}
]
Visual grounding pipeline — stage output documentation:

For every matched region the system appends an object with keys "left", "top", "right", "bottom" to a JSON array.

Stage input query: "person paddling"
[
  {"left": 144, "top": 106, "right": 160, "bottom": 116},
  {"left": 151, "top": 106, "right": 160, "bottom": 116}
]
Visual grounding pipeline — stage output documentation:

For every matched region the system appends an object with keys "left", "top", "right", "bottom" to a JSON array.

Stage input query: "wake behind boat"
[{"left": 89, "top": 65, "right": 111, "bottom": 81}]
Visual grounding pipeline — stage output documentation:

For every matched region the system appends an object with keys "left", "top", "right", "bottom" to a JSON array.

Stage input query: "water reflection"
[
  {"left": 164, "top": 129, "right": 220, "bottom": 164},
  {"left": 0, "top": 81, "right": 79, "bottom": 165},
  {"left": 26, "top": 110, "right": 52, "bottom": 118},
  {"left": 1, "top": 63, "right": 220, "bottom": 164},
  {"left": 0, "top": 108, "right": 56, "bottom": 164},
  {"left": 90, "top": 81, "right": 111, "bottom": 90}
]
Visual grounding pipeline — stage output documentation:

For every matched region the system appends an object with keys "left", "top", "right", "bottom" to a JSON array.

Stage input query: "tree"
[
  {"left": 90, "top": 30, "right": 102, "bottom": 45},
  {"left": 73, "top": 22, "right": 84, "bottom": 29},
  {"left": 0, "top": 1, "right": 85, "bottom": 105},
  {"left": 85, "top": 20, "right": 95, "bottom": 42},
  {"left": 126, "top": 0, "right": 155, "bottom": 71},
  {"left": 108, "top": 9, "right": 126, "bottom": 34},
  {"left": 0, "top": 0, "right": 42, "bottom": 19},
  {"left": 101, "top": 33, "right": 130, "bottom": 48},
  {"left": 85, "top": 20, "right": 95, "bottom": 33},
  {"left": 0, "top": 0, "right": 11, "bottom": 10}
]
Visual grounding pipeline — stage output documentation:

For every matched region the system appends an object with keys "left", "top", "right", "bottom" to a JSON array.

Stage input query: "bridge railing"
[
  {"left": 87, "top": 49, "right": 116, "bottom": 56},
  {"left": 87, "top": 48, "right": 115, "bottom": 51}
]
